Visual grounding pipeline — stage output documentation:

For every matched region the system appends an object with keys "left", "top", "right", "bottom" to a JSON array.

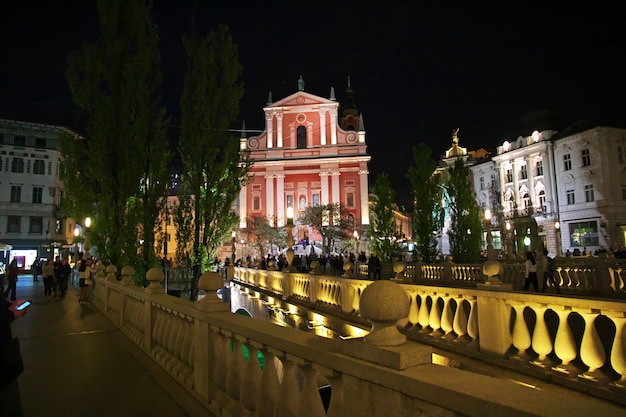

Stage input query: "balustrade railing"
[{"left": 88, "top": 264, "right": 626, "bottom": 416}]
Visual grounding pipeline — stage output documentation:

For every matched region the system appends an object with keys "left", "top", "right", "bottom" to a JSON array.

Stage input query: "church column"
[
  {"left": 319, "top": 108, "right": 327, "bottom": 146},
  {"left": 239, "top": 185, "right": 247, "bottom": 229},
  {"left": 331, "top": 171, "right": 340, "bottom": 204},
  {"left": 513, "top": 158, "right": 521, "bottom": 208},
  {"left": 359, "top": 169, "right": 370, "bottom": 225},
  {"left": 266, "top": 113, "right": 274, "bottom": 148},
  {"left": 265, "top": 175, "right": 275, "bottom": 226},
  {"left": 276, "top": 174, "right": 285, "bottom": 227},
  {"left": 320, "top": 172, "right": 330, "bottom": 205},
  {"left": 330, "top": 108, "right": 338, "bottom": 145},
  {"left": 276, "top": 111, "right": 284, "bottom": 148}
]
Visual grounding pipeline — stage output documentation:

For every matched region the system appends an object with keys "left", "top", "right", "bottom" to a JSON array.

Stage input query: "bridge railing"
[
  {"left": 88, "top": 262, "right": 626, "bottom": 416},
  {"left": 232, "top": 266, "right": 626, "bottom": 397}
]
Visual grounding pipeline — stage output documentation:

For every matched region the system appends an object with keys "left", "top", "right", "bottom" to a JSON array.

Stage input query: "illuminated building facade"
[{"left": 237, "top": 79, "right": 371, "bottom": 251}]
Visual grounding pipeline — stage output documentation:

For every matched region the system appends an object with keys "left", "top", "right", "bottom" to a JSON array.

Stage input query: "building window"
[
  {"left": 312, "top": 193, "right": 320, "bottom": 206},
  {"left": 346, "top": 192, "right": 355, "bottom": 208},
  {"left": 508, "top": 195, "right": 515, "bottom": 211},
  {"left": 252, "top": 195, "right": 261, "bottom": 212},
  {"left": 10, "top": 186, "right": 21, "bottom": 203},
  {"left": 584, "top": 184, "right": 594, "bottom": 202},
  {"left": 563, "top": 154, "right": 571, "bottom": 171},
  {"left": 581, "top": 149, "right": 591, "bottom": 167},
  {"left": 479, "top": 177, "right": 484, "bottom": 190},
  {"left": 536, "top": 160, "right": 543, "bottom": 176},
  {"left": 11, "top": 157, "right": 24, "bottom": 173},
  {"left": 566, "top": 189, "right": 575, "bottom": 205},
  {"left": 619, "top": 146, "right": 624, "bottom": 164},
  {"left": 569, "top": 221, "right": 599, "bottom": 247},
  {"left": 522, "top": 193, "right": 530, "bottom": 208},
  {"left": 32, "top": 187, "right": 43, "bottom": 204},
  {"left": 296, "top": 126, "right": 306, "bottom": 149},
  {"left": 538, "top": 190, "right": 546, "bottom": 212},
  {"left": 7, "top": 216, "right": 20, "bottom": 233},
  {"left": 33, "top": 159, "right": 45, "bottom": 175},
  {"left": 505, "top": 169, "right": 513, "bottom": 183},
  {"left": 29, "top": 217, "right": 43, "bottom": 234},
  {"left": 520, "top": 165, "right": 528, "bottom": 180},
  {"left": 35, "top": 137, "right": 46, "bottom": 149}
]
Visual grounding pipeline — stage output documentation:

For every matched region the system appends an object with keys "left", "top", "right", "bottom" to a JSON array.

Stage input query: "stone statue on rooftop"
[{"left": 298, "top": 75, "right": 305, "bottom": 91}]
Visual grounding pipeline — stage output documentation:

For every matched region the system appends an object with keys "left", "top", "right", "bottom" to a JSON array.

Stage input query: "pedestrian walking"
[
  {"left": 3, "top": 259, "right": 19, "bottom": 301},
  {"left": 542, "top": 249, "right": 561, "bottom": 294},
  {"left": 523, "top": 251, "right": 539, "bottom": 292},
  {"left": 54, "top": 257, "right": 72, "bottom": 298},
  {"left": 42, "top": 259, "right": 56, "bottom": 299}
]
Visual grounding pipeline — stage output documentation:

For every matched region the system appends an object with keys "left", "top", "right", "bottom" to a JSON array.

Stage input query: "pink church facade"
[{"left": 238, "top": 84, "right": 370, "bottom": 247}]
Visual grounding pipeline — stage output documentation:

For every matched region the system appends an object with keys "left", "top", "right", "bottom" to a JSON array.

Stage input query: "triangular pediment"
[{"left": 266, "top": 91, "right": 335, "bottom": 109}]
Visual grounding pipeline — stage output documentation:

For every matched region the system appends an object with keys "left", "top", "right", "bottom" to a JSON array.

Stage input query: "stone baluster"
[
  {"left": 530, "top": 305, "right": 553, "bottom": 367},
  {"left": 551, "top": 308, "right": 579, "bottom": 376},
  {"left": 452, "top": 297, "right": 468, "bottom": 342},
  {"left": 225, "top": 335, "right": 246, "bottom": 415},
  {"left": 316, "top": 368, "right": 343, "bottom": 417},
  {"left": 255, "top": 348, "right": 281, "bottom": 417},
  {"left": 407, "top": 290, "right": 420, "bottom": 328},
  {"left": 350, "top": 284, "right": 360, "bottom": 314},
  {"left": 240, "top": 341, "right": 262, "bottom": 416},
  {"left": 274, "top": 355, "right": 299, "bottom": 417},
  {"left": 418, "top": 292, "right": 431, "bottom": 332},
  {"left": 466, "top": 298, "right": 479, "bottom": 344},
  {"left": 609, "top": 317, "right": 626, "bottom": 389},
  {"left": 296, "top": 364, "right": 326, "bottom": 417},
  {"left": 211, "top": 330, "right": 230, "bottom": 413},
  {"left": 428, "top": 294, "right": 443, "bottom": 337},
  {"left": 105, "top": 264, "right": 117, "bottom": 281},
  {"left": 578, "top": 311, "right": 607, "bottom": 382},
  {"left": 121, "top": 265, "right": 135, "bottom": 286},
  {"left": 440, "top": 295, "right": 455, "bottom": 340},
  {"left": 510, "top": 302, "right": 531, "bottom": 360}
]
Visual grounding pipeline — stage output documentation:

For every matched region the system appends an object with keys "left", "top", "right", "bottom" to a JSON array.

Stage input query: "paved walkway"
[{"left": 7, "top": 275, "right": 213, "bottom": 417}]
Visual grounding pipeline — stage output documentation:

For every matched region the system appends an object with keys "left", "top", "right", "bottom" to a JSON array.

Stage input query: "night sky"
[{"left": 2, "top": 1, "right": 625, "bottom": 207}]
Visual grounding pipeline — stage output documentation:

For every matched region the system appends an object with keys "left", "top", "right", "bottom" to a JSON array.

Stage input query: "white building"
[
  {"left": 471, "top": 122, "right": 626, "bottom": 256},
  {"left": 0, "top": 119, "right": 80, "bottom": 270}
]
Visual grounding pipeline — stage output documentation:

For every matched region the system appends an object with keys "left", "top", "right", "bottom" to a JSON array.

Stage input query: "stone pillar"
[
  {"left": 331, "top": 171, "right": 340, "bottom": 205},
  {"left": 276, "top": 174, "right": 285, "bottom": 227},
  {"left": 358, "top": 169, "right": 369, "bottom": 225},
  {"left": 239, "top": 185, "right": 247, "bottom": 229},
  {"left": 476, "top": 293, "right": 512, "bottom": 357},
  {"left": 320, "top": 171, "right": 330, "bottom": 205},
  {"left": 266, "top": 113, "right": 273, "bottom": 148},
  {"left": 319, "top": 108, "right": 327, "bottom": 146},
  {"left": 276, "top": 111, "right": 283, "bottom": 147},
  {"left": 265, "top": 175, "right": 274, "bottom": 226}
]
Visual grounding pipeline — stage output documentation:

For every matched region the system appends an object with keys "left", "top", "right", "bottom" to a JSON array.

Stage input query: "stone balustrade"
[
  {"left": 233, "top": 266, "right": 626, "bottom": 398},
  {"left": 88, "top": 264, "right": 626, "bottom": 416}
]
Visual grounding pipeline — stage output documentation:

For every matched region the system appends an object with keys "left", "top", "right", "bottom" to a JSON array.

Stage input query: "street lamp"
[
  {"left": 353, "top": 229, "right": 360, "bottom": 254},
  {"left": 231, "top": 230, "right": 236, "bottom": 262},
  {"left": 83, "top": 217, "right": 92, "bottom": 259},
  {"left": 286, "top": 207, "right": 295, "bottom": 272},
  {"left": 484, "top": 209, "right": 493, "bottom": 259},
  {"left": 554, "top": 221, "right": 561, "bottom": 257}
]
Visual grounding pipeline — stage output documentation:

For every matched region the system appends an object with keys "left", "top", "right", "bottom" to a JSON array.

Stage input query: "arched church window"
[
  {"left": 522, "top": 193, "right": 530, "bottom": 208},
  {"left": 538, "top": 190, "right": 546, "bottom": 212},
  {"left": 297, "top": 126, "right": 306, "bottom": 149}
]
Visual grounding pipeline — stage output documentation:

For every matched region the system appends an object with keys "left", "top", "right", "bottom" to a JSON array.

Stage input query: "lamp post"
[
  {"left": 83, "top": 217, "right": 92, "bottom": 259},
  {"left": 353, "top": 229, "right": 360, "bottom": 254},
  {"left": 484, "top": 209, "right": 493, "bottom": 259},
  {"left": 286, "top": 207, "right": 295, "bottom": 272},
  {"left": 554, "top": 221, "right": 561, "bottom": 257},
  {"left": 231, "top": 230, "right": 236, "bottom": 262}
]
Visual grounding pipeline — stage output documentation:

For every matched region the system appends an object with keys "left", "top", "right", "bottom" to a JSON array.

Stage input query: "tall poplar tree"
[
  {"left": 406, "top": 143, "right": 443, "bottom": 262},
  {"left": 177, "top": 25, "right": 251, "bottom": 300},
  {"left": 444, "top": 158, "right": 482, "bottom": 263},
  {"left": 369, "top": 173, "right": 403, "bottom": 262},
  {"left": 61, "top": 0, "right": 170, "bottom": 273}
]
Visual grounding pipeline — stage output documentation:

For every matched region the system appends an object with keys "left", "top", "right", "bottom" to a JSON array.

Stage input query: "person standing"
[
  {"left": 368, "top": 253, "right": 382, "bottom": 280},
  {"left": 31, "top": 259, "right": 40, "bottom": 282},
  {"left": 523, "top": 251, "right": 539, "bottom": 292},
  {"left": 78, "top": 259, "right": 94, "bottom": 304},
  {"left": 3, "top": 260, "right": 19, "bottom": 301},
  {"left": 42, "top": 259, "right": 56, "bottom": 299},
  {"left": 0, "top": 295, "right": 30, "bottom": 416},
  {"left": 542, "top": 249, "right": 561, "bottom": 294},
  {"left": 55, "top": 257, "right": 72, "bottom": 299}
]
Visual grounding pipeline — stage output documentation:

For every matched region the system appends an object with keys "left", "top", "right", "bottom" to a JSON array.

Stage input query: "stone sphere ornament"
[
  {"left": 359, "top": 280, "right": 410, "bottom": 346},
  {"left": 198, "top": 271, "right": 225, "bottom": 303}
]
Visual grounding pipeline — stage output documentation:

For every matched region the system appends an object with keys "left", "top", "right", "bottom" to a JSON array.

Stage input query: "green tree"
[
  {"left": 246, "top": 216, "right": 286, "bottom": 260},
  {"left": 299, "top": 203, "right": 352, "bottom": 254},
  {"left": 177, "top": 25, "right": 251, "bottom": 300},
  {"left": 61, "top": 0, "right": 170, "bottom": 276},
  {"left": 369, "top": 173, "right": 403, "bottom": 263},
  {"left": 444, "top": 158, "right": 482, "bottom": 263},
  {"left": 406, "top": 143, "right": 444, "bottom": 262}
]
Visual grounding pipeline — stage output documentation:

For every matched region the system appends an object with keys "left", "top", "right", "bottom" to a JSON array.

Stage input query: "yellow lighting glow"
[
  {"left": 84, "top": 217, "right": 91, "bottom": 228},
  {"left": 484, "top": 209, "right": 491, "bottom": 221}
]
